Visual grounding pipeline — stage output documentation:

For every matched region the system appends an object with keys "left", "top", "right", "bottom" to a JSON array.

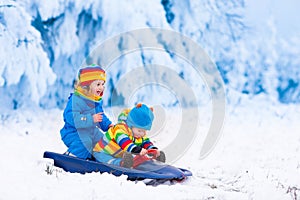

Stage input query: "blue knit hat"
[{"left": 126, "top": 103, "right": 154, "bottom": 130}]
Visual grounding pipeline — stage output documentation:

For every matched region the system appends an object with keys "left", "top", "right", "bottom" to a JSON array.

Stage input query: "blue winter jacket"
[{"left": 60, "top": 93, "right": 112, "bottom": 159}]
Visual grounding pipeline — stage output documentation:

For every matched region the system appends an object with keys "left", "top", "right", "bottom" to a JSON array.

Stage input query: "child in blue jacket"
[{"left": 60, "top": 65, "right": 113, "bottom": 160}]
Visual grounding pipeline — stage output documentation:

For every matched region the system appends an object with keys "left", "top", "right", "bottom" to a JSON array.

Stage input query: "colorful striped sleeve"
[
  {"left": 141, "top": 137, "right": 156, "bottom": 150},
  {"left": 115, "top": 131, "right": 137, "bottom": 152}
]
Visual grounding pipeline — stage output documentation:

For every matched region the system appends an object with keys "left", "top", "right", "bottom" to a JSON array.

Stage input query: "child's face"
[
  {"left": 131, "top": 127, "right": 147, "bottom": 139},
  {"left": 90, "top": 80, "right": 105, "bottom": 97}
]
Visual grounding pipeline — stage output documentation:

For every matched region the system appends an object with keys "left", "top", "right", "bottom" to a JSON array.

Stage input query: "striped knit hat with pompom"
[{"left": 78, "top": 65, "right": 106, "bottom": 86}]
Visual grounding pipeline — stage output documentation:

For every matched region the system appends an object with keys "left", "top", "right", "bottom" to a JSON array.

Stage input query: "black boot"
[
  {"left": 156, "top": 151, "right": 166, "bottom": 163},
  {"left": 120, "top": 152, "right": 133, "bottom": 168}
]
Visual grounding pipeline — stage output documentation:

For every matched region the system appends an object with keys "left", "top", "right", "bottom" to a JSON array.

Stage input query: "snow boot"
[
  {"left": 156, "top": 151, "right": 166, "bottom": 163},
  {"left": 120, "top": 152, "right": 133, "bottom": 168}
]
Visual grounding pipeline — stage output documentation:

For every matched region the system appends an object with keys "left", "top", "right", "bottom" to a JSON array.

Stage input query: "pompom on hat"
[
  {"left": 126, "top": 103, "right": 154, "bottom": 130},
  {"left": 78, "top": 65, "right": 106, "bottom": 86}
]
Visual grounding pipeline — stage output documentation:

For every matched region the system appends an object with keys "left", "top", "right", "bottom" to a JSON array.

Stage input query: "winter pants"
[
  {"left": 62, "top": 128, "right": 103, "bottom": 159},
  {"left": 93, "top": 151, "right": 122, "bottom": 166}
]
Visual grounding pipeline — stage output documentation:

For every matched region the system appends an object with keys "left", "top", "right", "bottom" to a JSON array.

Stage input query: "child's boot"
[
  {"left": 156, "top": 151, "right": 166, "bottom": 163},
  {"left": 120, "top": 152, "right": 133, "bottom": 168}
]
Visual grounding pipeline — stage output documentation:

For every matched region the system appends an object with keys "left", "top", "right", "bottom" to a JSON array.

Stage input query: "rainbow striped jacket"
[{"left": 93, "top": 109, "right": 156, "bottom": 158}]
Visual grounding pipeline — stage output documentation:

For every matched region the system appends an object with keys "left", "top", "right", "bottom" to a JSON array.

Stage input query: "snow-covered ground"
[{"left": 0, "top": 96, "right": 299, "bottom": 200}]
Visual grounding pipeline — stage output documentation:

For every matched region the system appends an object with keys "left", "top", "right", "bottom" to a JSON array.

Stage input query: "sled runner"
[{"left": 43, "top": 151, "right": 192, "bottom": 185}]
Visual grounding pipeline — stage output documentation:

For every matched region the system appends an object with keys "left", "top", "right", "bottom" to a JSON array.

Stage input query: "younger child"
[
  {"left": 60, "top": 65, "right": 113, "bottom": 160},
  {"left": 93, "top": 103, "right": 165, "bottom": 168}
]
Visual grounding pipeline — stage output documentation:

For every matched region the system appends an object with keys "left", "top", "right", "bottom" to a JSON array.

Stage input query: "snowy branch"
[{"left": 287, "top": 186, "right": 300, "bottom": 200}]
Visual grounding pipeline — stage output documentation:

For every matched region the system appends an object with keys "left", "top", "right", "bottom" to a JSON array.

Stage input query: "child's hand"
[
  {"left": 93, "top": 112, "right": 103, "bottom": 123},
  {"left": 139, "top": 148, "right": 148, "bottom": 156}
]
